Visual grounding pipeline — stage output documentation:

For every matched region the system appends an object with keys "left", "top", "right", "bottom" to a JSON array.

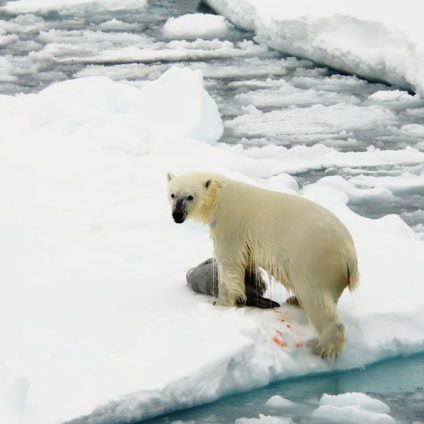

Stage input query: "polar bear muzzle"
[{"left": 172, "top": 198, "right": 188, "bottom": 223}]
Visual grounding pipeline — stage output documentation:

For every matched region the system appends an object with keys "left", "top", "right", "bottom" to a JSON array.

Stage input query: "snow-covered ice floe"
[
  {"left": 205, "top": 0, "right": 424, "bottom": 96},
  {"left": 163, "top": 13, "right": 232, "bottom": 40},
  {"left": 1, "top": 67, "right": 424, "bottom": 424}
]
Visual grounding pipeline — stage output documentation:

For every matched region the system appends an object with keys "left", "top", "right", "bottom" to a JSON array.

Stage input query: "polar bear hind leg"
[{"left": 297, "top": 289, "right": 345, "bottom": 359}]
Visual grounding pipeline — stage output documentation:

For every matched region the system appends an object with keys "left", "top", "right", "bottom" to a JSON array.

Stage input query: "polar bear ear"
[
  {"left": 166, "top": 172, "right": 175, "bottom": 182},
  {"left": 204, "top": 179, "right": 212, "bottom": 189}
]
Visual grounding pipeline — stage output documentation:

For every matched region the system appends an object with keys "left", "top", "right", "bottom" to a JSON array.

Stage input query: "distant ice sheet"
[
  {"left": 1, "top": 0, "right": 147, "bottom": 13},
  {"left": 205, "top": 0, "right": 424, "bottom": 96}
]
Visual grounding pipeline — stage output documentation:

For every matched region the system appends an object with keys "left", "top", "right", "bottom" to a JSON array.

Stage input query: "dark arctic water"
[{"left": 1, "top": 0, "right": 424, "bottom": 422}]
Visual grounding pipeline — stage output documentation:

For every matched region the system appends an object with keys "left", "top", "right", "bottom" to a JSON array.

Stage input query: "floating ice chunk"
[
  {"left": 236, "top": 414, "right": 294, "bottom": 424},
  {"left": 265, "top": 395, "right": 298, "bottom": 409},
  {"left": 235, "top": 81, "right": 360, "bottom": 108},
  {"left": 163, "top": 13, "right": 231, "bottom": 40},
  {"left": 231, "top": 143, "right": 424, "bottom": 177},
  {"left": 0, "top": 34, "right": 18, "bottom": 47},
  {"left": 312, "top": 392, "right": 394, "bottom": 424},
  {"left": 168, "top": 39, "right": 237, "bottom": 51},
  {"left": 37, "top": 28, "right": 147, "bottom": 46},
  {"left": 30, "top": 28, "right": 154, "bottom": 66},
  {"left": 0, "top": 14, "right": 45, "bottom": 36},
  {"left": 171, "top": 421, "right": 196, "bottom": 424},
  {"left": 367, "top": 90, "right": 424, "bottom": 111},
  {"left": 312, "top": 404, "right": 395, "bottom": 424},
  {"left": 0, "top": 57, "right": 16, "bottom": 82},
  {"left": 226, "top": 103, "right": 395, "bottom": 142},
  {"left": 76, "top": 63, "right": 165, "bottom": 81},
  {"left": 319, "top": 393, "right": 391, "bottom": 413},
  {"left": 186, "top": 57, "right": 289, "bottom": 81},
  {"left": 291, "top": 74, "right": 367, "bottom": 93},
  {"left": 53, "top": 39, "right": 272, "bottom": 65},
  {"left": 369, "top": 90, "right": 417, "bottom": 102},
  {"left": 99, "top": 19, "right": 140, "bottom": 32},
  {"left": 348, "top": 173, "right": 424, "bottom": 192},
  {"left": 311, "top": 175, "right": 394, "bottom": 201},
  {"left": 402, "top": 124, "right": 424, "bottom": 137}
]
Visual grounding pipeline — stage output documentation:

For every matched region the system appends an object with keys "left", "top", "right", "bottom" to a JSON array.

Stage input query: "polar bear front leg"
[{"left": 215, "top": 258, "right": 247, "bottom": 306}]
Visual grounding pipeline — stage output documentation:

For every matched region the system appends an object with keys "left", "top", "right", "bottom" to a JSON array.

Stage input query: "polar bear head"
[{"left": 167, "top": 172, "right": 223, "bottom": 224}]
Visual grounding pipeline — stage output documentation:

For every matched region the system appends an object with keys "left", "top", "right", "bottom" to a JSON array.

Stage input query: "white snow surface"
[
  {"left": 163, "top": 13, "right": 231, "bottom": 40},
  {"left": 0, "top": 67, "right": 424, "bottom": 424},
  {"left": 205, "top": 0, "right": 424, "bottom": 95}
]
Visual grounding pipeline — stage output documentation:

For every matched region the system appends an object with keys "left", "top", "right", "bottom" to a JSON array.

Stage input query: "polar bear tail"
[{"left": 346, "top": 258, "right": 359, "bottom": 292}]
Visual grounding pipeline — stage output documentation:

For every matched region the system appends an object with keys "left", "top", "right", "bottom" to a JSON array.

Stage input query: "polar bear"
[{"left": 167, "top": 172, "right": 359, "bottom": 359}]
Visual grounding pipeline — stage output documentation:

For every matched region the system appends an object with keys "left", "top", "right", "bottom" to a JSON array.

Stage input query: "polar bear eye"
[
  {"left": 171, "top": 193, "right": 175, "bottom": 199},
  {"left": 187, "top": 195, "right": 194, "bottom": 201}
]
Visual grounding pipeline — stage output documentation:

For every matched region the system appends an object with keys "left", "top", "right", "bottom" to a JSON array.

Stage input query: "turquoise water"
[{"left": 142, "top": 353, "right": 424, "bottom": 423}]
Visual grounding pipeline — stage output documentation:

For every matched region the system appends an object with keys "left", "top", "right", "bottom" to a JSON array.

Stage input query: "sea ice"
[
  {"left": 319, "top": 392, "right": 391, "bottom": 413},
  {"left": 0, "top": 67, "right": 423, "bottom": 424},
  {"left": 235, "top": 80, "right": 360, "bottom": 108},
  {"left": 99, "top": 19, "right": 139, "bottom": 32},
  {"left": 312, "top": 392, "right": 394, "bottom": 424},
  {"left": 0, "top": 57, "right": 16, "bottom": 81},
  {"left": 205, "top": 0, "right": 424, "bottom": 95},
  {"left": 225, "top": 103, "right": 396, "bottom": 144},
  {"left": 163, "top": 13, "right": 231, "bottom": 40},
  {"left": 236, "top": 415, "right": 294, "bottom": 424},
  {"left": 1, "top": 0, "right": 147, "bottom": 14},
  {"left": 50, "top": 38, "right": 272, "bottom": 65},
  {"left": 265, "top": 395, "right": 298, "bottom": 410}
]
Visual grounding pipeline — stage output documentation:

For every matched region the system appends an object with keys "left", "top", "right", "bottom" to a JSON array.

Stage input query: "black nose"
[{"left": 172, "top": 211, "right": 185, "bottom": 223}]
